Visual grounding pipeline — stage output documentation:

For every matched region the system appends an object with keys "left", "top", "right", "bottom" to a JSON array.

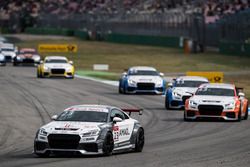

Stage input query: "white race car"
[
  {"left": 1, "top": 43, "right": 16, "bottom": 62},
  {"left": 165, "top": 76, "right": 209, "bottom": 109},
  {"left": 34, "top": 105, "right": 144, "bottom": 157},
  {"left": 118, "top": 66, "right": 166, "bottom": 94}
]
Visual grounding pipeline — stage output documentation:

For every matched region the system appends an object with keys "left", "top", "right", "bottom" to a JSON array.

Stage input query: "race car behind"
[
  {"left": 34, "top": 104, "right": 144, "bottom": 157},
  {"left": 37, "top": 56, "right": 75, "bottom": 78},
  {"left": 13, "top": 48, "right": 41, "bottom": 66},
  {"left": 0, "top": 52, "right": 6, "bottom": 66},
  {"left": 165, "top": 76, "right": 209, "bottom": 110},
  {"left": 184, "top": 83, "right": 248, "bottom": 121},
  {"left": 119, "top": 66, "right": 166, "bottom": 94}
]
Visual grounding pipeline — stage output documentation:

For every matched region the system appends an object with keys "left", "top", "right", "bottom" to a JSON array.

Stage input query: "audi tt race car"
[
  {"left": 118, "top": 66, "right": 166, "bottom": 94},
  {"left": 0, "top": 52, "right": 6, "bottom": 66},
  {"left": 37, "top": 56, "right": 75, "bottom": 78},
  {"left": 165, "top": 76, "right": 209, "bottom": 109},
  {"left": 13, "top": 48, "right": 41, "bottom": 66},
  {"left": 184, "top": 83, "right": 249, "bottom": 121},
  {"left": 34, "top": 105, "right": 144, "bottom": 157},
  {"left": 0, "top": 43, "right": 16, "bottom": 62}
]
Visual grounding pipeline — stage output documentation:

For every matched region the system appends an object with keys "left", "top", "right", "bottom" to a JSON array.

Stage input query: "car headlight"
[
  {"left": 38, "top": 128, "right": 48, "bottom": 136},
  {"left": 128, "top": 79, "right": 136, "bottom": 86},
  {"left": 82, "top": 129, "right": 100, "bottom": 137},
  {"left": 172, "top": 91, "right": 182, "bottom": 99},
  {"left": 189, "top": 100, "right": 198, "bottom": 108},
  {"left": 225, "top": 101, "right": 235, "bottom": 110},
  {"left": 43, "top": 66, "right": 49, "bottom": 71},
  {"left": 156, "top": 80, "right": 163, "bottom": 87},
  {"left": 33, "top": 55, "right": 40, "bottom": 61},
  {"left": 16, "top": 56, "right": 22, "bottom": 60},
  {"left": 66, "top": 67, "right": 72, "bottom": 72}
]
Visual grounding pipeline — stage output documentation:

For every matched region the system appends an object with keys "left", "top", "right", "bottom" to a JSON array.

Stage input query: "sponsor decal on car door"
[{"left": 113, "top": 119, "right": 133, "bottom": 144}]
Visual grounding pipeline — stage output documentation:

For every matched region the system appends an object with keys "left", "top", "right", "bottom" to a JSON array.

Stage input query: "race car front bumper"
[
  {"left": 126, "top": 85, "right": 164, "bottom": 94},
  {"left": 185, "top": 109, "right": 239, "bottom": 121},
  {"left": 42, "top": 69, "right": 74, "bottom": 78},
  {"left": 34, "top": 139, "right": 105, "bottom": 155}
]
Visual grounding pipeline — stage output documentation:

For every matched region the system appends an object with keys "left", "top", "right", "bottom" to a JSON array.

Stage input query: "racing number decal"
[{"left": 113, "top": 126, "right": 119, "bottom": 142}]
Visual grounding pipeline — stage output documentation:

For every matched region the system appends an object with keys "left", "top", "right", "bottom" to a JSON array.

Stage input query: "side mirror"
[
  {"left": 167, "top": 82, "right": 173, "bottom": 88},
  {"left": 51, "top": 115, "right": 58, "bottom": 120},
  {"left": 238, "top": 92, "right": 245, "bottom": 98},
  {"left": 69, "top": 60, "right": 73, "bottom": 65},
  {"left": 40, "top": 60, "right": 44, "bottom": 64},
  {"left": 113, "top": 117, "right": 122, "bottom": 123},
  {"left": 159, "top": 72, "right": 164, "bottom": 77}
]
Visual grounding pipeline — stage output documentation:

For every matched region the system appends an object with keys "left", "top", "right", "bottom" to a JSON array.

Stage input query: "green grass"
[
  {"left": 15, "top": 37, "right": 250, "bottom": 98},
  {"left": 76, "top": 70, "right": 120, "bottom": 81}
]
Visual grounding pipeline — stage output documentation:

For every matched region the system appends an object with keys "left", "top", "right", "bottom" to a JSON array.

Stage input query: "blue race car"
[
  {"left": 165, "top": 76, "right": 209, "bottom": 110},
  {"left": 119, "top": 66, "right": 166, "bottom": 94}
]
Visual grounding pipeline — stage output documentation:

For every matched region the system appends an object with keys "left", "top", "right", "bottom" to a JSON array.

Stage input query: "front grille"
[
  {"left": 23, "top": 58, "right": 34, "bottom": 63},
  {"left": 198, "top": 105, "right": 223, "bottom": 116},
  {"left": 35, "top": 141, "right": 48, "bottom": 151},
  {"left": 51, "top": 69, "right": 65, "bottom": 74},
  {"left": 171, "top": 101, "right": 180, "bottom": 106},
  {"left": 137, "top": 83, "right": 155, "bottom": 90},
  {"left": 5, "top": 56, "right": 12, "bottom": 61},
  {"left": 182, "top": 96, "right": 191, "bottom": 103},
  {"left": 78, "top": 143, "right": 98, "bottom": 152},
  {"left": 48, "top": 134, "right": 80, "bottom": 149}
]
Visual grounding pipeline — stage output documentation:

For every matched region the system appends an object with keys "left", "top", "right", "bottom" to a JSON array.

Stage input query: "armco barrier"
[
  {"left": 25, "top": 27, "right": 181, "bottom": 48},
  {"left": 219, "top": 40, "right": 250, "bottom": 56},
  {"left": 74, "top": 30, "right": 89, "bottom": 40},
  {"left": 105, "top": 33, "right": 180, "bottom": 48},
  {"left": 25, "top": 27, "right": 74, "bottom": 36}
]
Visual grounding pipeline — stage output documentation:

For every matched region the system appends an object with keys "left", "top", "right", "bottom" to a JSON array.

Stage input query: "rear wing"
[{"left": 121, "top": 108, "right": 143, "bottom": 116}]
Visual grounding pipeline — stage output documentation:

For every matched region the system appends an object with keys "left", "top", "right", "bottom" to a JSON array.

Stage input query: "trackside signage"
[
  {"left": 38, "top": 44, "right": 77, "bottom": 53},
  {"left": 186, "top": 71, "right": 224, "bottom": 83}
]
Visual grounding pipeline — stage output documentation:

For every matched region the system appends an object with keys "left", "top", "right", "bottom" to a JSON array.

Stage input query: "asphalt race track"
[{"left": 0, "top": 65, "right": 250, "bottom": 167}]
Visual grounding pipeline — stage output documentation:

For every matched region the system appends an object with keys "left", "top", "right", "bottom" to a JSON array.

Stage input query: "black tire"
[
  {"left": 13, "top": 62, "right": 18, "bottom": 66},
  {"left": 134, "top": 128, "right": 144, "bottom": 152},
  {"left": 118, "top": 82, "right": 122, "bottom": 94},
  {"left": 102, "top": 132, "right": 114, "bottom": 156},
  {"left": 243, "top": 103, "right": 248, "bottom": 120},
  {"left": 183, "top": 111, "right": 188, "bottom": 121},
  {"left": 237, "top": 109, "right": 242, "bottom": 122},
  {"left": 165, "top": 94, "right": 170, "bottom": 110}
]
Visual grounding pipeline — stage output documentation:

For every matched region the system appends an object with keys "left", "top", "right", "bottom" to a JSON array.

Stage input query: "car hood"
[
  {"left": 128, "top": 75, "right": 162, "bottom": 83},
  {"left": 190, "top": 95, "right": 237, "bottom": 105},
  {"left": 2, "top": 51, "right": 15, "bottom": 57},
  {"left": 41, "top": 121, "right": 103, "bottom": 134},
  {"left": 172, "top": 87, "right": 197, "bottom": 95},
  {"left": 44, "top": 63, "right": 72, "bottom": 68}
]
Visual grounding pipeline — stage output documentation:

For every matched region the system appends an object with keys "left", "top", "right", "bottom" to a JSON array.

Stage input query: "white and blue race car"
[
  {"left": 165, "top": 76, "right": 209, "bottom": 109},
  {"left": 118, "top": 66, "right": 166, "bottom": 94}
]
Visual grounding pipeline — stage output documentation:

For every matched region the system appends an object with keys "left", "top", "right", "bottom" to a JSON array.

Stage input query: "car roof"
[
  {"left": 64, "top": 104, "right": 116, "bottom": 113},
  {"left": 199, "top": 83, "right": 235, "bottom": 89},
  {"left": 45, "top": 56, "right": 68, "bottom": 60},
  {"left": 129, "top": 66, "right": 157, "bottom": 71},
  {"left": 176, "top": 76, "right": 208, "bottom": 82}
]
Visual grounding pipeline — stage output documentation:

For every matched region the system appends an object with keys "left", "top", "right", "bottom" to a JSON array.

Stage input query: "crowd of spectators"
[
  {"left": 204, "top": 0, "right": 250, "bottom": 24},
  {"left": 0, "top": 0, "right": 249, "bottom": 25}
]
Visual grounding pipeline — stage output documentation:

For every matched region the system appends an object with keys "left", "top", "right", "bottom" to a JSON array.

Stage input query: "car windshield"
[
  {"left": 20, "top": 51, "right": 36, "bottom": 54},
  {"left": 56, "top": 111, "right": 108, "bottom": 122},
  {"left": 45, "top": 59, "right": 67, "bottom": 63},
  {"left": 2, "top": 48, "right": 14, "bottom": 52},
  {"left": 128, "top": 70, "right": 159, "bottom": 76},
  {"left": 195, "top": 88, "right": 235, "bottom": 96},
  {"left": 175, "top": 81, "right": 208, "bottom": 87}
]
